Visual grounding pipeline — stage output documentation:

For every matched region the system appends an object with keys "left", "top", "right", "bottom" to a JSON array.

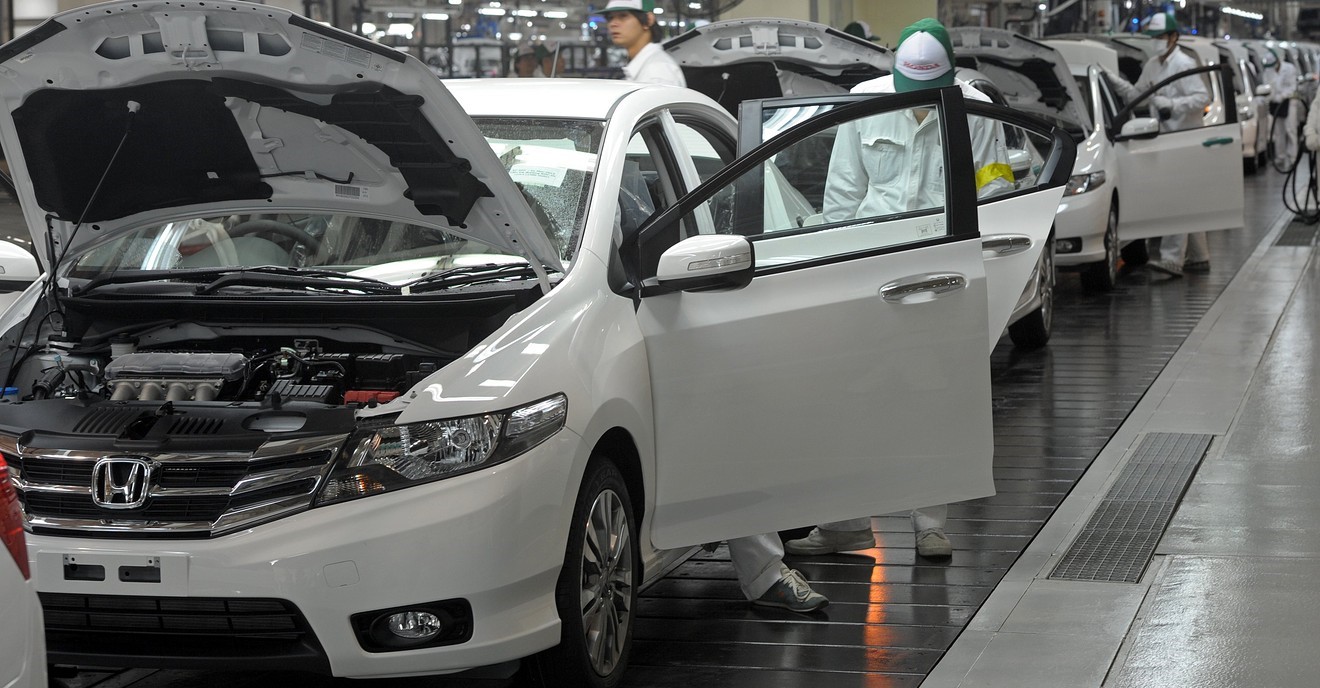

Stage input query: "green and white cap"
[
  {"left": 1142, "top": 12, "right": 1179, "bottom": 37},
  {"left": 893, "top": 18, "right": 956, "bottom": 93},
  {"left": 601, "top": 0, "right": 655, "bottom": 12}
]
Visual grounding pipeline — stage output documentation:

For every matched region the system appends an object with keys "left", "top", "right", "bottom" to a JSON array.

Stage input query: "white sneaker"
[
  {"left": 1148, "top": 259, "right": 1184, "bottom": 278},
  {"left": 783, "top": 527, "right": 875, "bottom": 555},
  {"left": 915, "top": 528, "right": 952, "bottom": 558},
  {"left": 752, "top": 568, "right": 829, "bottom": 612}
]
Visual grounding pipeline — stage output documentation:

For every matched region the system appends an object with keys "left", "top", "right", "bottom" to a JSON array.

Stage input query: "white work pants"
[
  {"left": 1158, "top": 232, "right": 1209, "bottom": 266},
  {"left": 728, "top": 533, "right": 787, "bottom": 600},
  {"left": 817, "top": 504, "right": 949, "bottom": 537},
  {"left": 1274, "top": 104, "right": 1300, "bottom": 165}
]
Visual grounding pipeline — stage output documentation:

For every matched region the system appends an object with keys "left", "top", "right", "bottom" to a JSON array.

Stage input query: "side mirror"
[
  {"left": 0, "top": 240, "right": 39, "bottom": 292},
  {"left": 1119, "top": 117, "right": 1161, "bottom": 139},
  {"left": 1255, "top": 83, "right": 1272, "bottom": 97},
  {"left": 652, "top": 234, "right": 754, "bottom": 293}
]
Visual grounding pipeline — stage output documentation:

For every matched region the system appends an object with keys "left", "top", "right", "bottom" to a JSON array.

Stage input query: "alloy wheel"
[{"left": 579, "top": 488, "right": 634, "bottom": 677}]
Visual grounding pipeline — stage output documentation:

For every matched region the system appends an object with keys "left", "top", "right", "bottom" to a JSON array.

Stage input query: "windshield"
[
  {"left": 470, "top": 117, "right": 604, "bottom": 265},
  {"left": 67, "top": 213, "right": 528, "bottom": 286}
]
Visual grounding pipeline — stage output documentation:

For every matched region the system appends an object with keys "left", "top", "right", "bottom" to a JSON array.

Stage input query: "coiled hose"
[{"left": 1280, "top": 99, "right": 1320, "bottom": 225}]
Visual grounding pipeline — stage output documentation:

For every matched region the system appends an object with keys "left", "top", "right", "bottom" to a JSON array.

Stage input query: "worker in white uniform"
[
  {"left": 1106, "top": 12, "right": 1212, "bottom": 277},
  {"left": 604, "top": 0, "right": 828, "bottom": 613},
  {"left": 1263, "top": 48, "right": 1300, "bottom": 168},
  {"left": 603, "top": 0, "right": 685, "bottom": 87},
  {"left": 1305, "top": 78, "right": 1320, "bottom": 153},
  {"left": 786, "top": 18, "right": 1012, "bottom": 560}
]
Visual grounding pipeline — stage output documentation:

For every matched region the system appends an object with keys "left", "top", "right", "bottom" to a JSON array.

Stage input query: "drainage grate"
[
  {"left": 1274, "top": 219, "right": 1319, "bottom": 247},
  {"left": 1049, "top": 432, "right": 1212, "bottom": 583}
]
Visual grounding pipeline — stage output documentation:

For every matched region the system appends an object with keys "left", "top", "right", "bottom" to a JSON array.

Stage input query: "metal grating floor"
[
  {"left": 1048, "top": 433, "right": 1212, "bottom": 583},
  {"left": 1274, "top": 217, "right": 1319, "bottom": 246}
]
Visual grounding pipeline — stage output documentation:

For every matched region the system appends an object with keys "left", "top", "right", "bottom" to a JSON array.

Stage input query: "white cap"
[
  {"left": 893, "top": 29, "right": 954, "bottom": 91},
  {"left": 601, "top": 0, "right": 655, "bottom": 11}
]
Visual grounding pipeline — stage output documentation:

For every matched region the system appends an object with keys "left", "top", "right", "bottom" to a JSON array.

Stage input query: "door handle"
[
  {"left": 1202, "top": 137, "right": 1234, "bottom": 147},
  {"left": 880, "top": 273, "right": 967, "bottom": 303},
  {"left": 981, "top": 234, "right": 1032, "bottom": 257}
]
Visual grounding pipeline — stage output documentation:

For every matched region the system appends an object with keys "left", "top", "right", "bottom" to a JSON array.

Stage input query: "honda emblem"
[{"left": 91, "top": 457, "right": 153, "bottom": 509}]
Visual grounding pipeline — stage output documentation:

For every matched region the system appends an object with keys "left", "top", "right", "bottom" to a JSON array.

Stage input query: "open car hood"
[
  {"left": 947, "top": 28, "right": 1090, "bottom": 133},
  {"left": 0, "top": 0, "right": 561, "bottom": 274},
  {"left": 663, "top": 18, "right": 892, "bottom": 114}
]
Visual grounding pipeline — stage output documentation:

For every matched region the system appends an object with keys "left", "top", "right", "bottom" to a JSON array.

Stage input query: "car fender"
[{"left": 395, "top": 248, "right": 657, "bottom": 514}]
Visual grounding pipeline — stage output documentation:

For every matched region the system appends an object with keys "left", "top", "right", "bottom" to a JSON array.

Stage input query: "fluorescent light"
[
  {"left": 514, "top": 9, "right": 537, "bottom": 16},
  {"left": 653, "top": 7, "right": 664, "bottom": 13},
  {"left": 543, "top": 10, "right": 568, "bottom": 18},
  {"left": 423, "top": 12, "right": 448, "bottom": 20},
  {"left": 478, "top": 7, "right": 506, "bottom": 15},
  {"left": 1221, "top": 6, "right": 1263, "bottom": 20}
]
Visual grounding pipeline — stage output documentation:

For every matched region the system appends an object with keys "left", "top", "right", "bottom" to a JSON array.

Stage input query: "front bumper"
[
  {"left": 1053, "top": 187, "right": 1110, "bottom": 268},
  {"left": 28, "top": 431, "right": 582, "bottom": 678}
]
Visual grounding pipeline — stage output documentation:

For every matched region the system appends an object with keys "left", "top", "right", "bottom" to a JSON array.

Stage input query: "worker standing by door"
[
  {"left": 1106, "top": 12, "right": 1211, "bottom": 277},
  {"left": 604, "top": 0, "right": 829, "bottom": 612},
  {"left": 788, "top": 18, "right": 1012, "bottom": 561}
]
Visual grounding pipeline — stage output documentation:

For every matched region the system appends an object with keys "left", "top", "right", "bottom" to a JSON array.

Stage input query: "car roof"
[{"left": 445, "top": 78, "right": 650, "bottom": 119}]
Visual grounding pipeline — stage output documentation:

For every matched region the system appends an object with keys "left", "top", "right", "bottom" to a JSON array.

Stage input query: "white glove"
[
  {"left": 1307, "top": 130, "right": 1320, "bottom": 153},
  {"left": 1151, "top": 95, "right": 1173, "bottom": 110}
]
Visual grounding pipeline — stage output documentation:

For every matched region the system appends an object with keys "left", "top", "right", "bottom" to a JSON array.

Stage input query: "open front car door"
[
  {"left": 1110, "top": 64, "right": 1245, "bottom": 239},
  {"left": 624, "top": 87, "right": 1074, "bottom": 548}
]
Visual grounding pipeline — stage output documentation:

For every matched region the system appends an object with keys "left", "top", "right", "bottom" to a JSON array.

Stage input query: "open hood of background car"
[
  {"left": 0, "top": 0, "right": 562, "bottom": 274},
  {"left": 947, "top": 28, "right": 1090, "bottom": 135},
  {"left": 663, "top": 18, "right": 892, "bottom": 115}
]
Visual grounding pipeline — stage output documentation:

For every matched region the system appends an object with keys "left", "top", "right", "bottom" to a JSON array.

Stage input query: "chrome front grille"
[{"left": 4, "top": 435, "right": 346, "bottom": 537}]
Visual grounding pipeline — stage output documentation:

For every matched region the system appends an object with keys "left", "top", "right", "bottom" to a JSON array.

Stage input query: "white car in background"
[
  {"left": 0, "top": 2, "right": 1071, "bottom": 686},
  {"left": 1, "top": 453, "right": 45, "bottom": 688},
  {"left": 663, "top": 17, "right": 1058, "bottom": 348},
  {"left": 953, "top": 28, "right": 1244, "bottom": 291},
  {"left": 1214, "top": 38, "right": 1273, "bottom": 173}
]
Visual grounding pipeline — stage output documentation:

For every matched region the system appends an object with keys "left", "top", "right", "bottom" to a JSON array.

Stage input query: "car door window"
[
  {"left": 631, "top": 91, "right": 978, "bottom": 280},
  {"left": 748, "top": 103, "right": 956, "bottom": 267},
  {"left": 671, "top": 119, "right": 735, "bottom": 186},
  {"left": 1113, "top": 65, "right": 1232, "bottom": 134},
  {"left": 619, "top": 125, "right": 679, "bottom": 239}
]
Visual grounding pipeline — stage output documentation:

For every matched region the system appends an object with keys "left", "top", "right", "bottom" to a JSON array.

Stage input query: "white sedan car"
[
  {"left": 0, "top": 2, "right": 1069, "bottom": 685},
  {"left": 1, "top": 454, "right": 45, "bottom": 688},
  {"left": 952, "top": 28, "right": 1244, "bottom": 290}
]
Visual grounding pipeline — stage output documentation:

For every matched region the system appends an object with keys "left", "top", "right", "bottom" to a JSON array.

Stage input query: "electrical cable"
[
  {"left": 1280, "top": 99, "right": 1319, "bottom": 225},
  {"left": 1282, "top": 142, "right": 1319, "bottom": 225}
]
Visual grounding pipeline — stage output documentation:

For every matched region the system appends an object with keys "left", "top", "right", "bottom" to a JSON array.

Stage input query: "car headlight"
[
  {"left": 315, "top": 394, "right": 567, "bottom": 505},
  {"left": 1064, "top": 171, "right": 1106, "bottom": 196}
]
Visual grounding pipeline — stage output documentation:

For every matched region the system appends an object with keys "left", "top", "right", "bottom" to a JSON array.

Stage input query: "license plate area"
[{"left": 39, "top": 551, "right": 188, "bottom": 595}]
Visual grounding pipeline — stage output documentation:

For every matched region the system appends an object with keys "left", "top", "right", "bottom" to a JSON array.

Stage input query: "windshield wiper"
[
  {"left": 194, "top": 267, "right": 398, "bottom": 295},
  {"left": 73, "top": 266, "right": 394, "bottom": 296},
  {"left": 402, "top": 263, "right": 542, "bottom": 293}
]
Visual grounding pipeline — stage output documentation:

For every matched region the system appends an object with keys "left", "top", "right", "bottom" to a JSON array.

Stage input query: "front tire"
[
  {"left": 528, "top": 459, "right": 638, "bottom": 688},
  {"left": 1080, "top": 201, "right": 1119, "bottom": 292},
  {"left": 1008, "top": 232, "right": 1055, "bottom": 350}
]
